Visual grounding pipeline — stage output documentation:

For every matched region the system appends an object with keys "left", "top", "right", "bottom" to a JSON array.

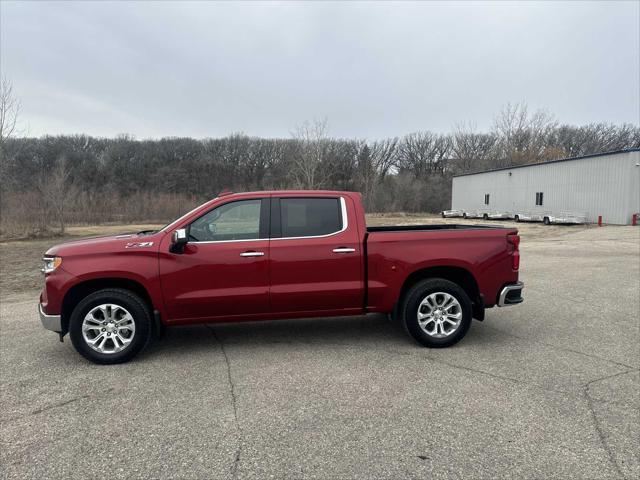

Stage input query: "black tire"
[
  {"left": 483, "top": 214, "right": 489, "bottom": 220},
  {"left": 543, "top": 217, "right": 550, "bottom": 225},
  {"left": 69, "top": 288, "right": 152, "bottom": 364},
  {"left": 441, "top": 212, "right": 446, "bottom": 218},
  {"left": 401, "top": 278, "right": 472, "bottom": 348},
  {"left": 462, "top": 213, "right": 467, "bottom": 219},
  {"left": 514, "top": 215, "right": 520, "bottom": 222}
]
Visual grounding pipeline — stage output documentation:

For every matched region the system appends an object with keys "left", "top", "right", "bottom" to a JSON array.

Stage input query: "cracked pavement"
[{"left": 1, "top": 226, "right": 639, "bottom": 479}]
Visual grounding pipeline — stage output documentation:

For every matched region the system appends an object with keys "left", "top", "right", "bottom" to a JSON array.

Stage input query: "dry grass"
[
  {"left": 0, "top": 190, "right": 201, "bottom": 241},
  {"left": 0, "top": 216, "right": 602, "bottom": 298},
  {"left": 0, "top": 223, "right": 163, "bottom": 297}
]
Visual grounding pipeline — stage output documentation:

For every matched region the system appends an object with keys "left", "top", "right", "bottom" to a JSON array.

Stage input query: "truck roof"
[{"left": 219, "top": 190, "right": 360, "bottom": 199}]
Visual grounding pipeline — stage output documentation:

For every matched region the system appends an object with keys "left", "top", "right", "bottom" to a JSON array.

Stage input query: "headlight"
[{"left": 42, "top": 256, "right": 62, "bottom": 274}]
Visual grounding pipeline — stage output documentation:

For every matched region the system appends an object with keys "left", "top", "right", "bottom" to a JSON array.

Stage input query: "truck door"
[
  {"left": 268, "top": 196, "right": 363, "bottom": 314},
  {"left": 159, "top": 198, "right": 270, "bottom": 321}
]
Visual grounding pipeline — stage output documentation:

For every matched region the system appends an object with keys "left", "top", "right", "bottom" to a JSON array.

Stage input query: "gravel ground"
[{"left": 1, "top": 221, "right": 638, "bottom": 479}]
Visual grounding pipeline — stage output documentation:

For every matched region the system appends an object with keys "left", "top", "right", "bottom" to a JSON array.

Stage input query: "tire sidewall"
[
  {"left": 403, "top": 279, "right": 472, "bottom": 348},
  {"left": 69, "top": 289, "right": 151, "bottom": 364}
]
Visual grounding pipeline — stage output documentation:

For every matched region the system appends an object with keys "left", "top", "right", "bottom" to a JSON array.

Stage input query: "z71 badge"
[{"left": 125, "top": 241, "right": 154, "bottom": 248}]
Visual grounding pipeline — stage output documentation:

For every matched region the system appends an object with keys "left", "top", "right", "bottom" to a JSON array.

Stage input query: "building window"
[
  {"left": 484, "top": 194, "right": 490, "bottom": 205},
  {"left": 535, "top": 192, "right": 544, "bottom": 206}
]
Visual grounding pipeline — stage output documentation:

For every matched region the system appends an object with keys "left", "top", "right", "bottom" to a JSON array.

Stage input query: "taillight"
[{"left": 507, "top": 234, "right": 520, "bottom": 270}]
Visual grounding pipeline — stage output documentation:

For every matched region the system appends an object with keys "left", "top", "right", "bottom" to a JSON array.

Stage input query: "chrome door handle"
[
  {"left": 332, "top": 248, "right": 355, "bottom": 253},
  {"left": 240, "top": 251, "right": 264, "bottom": 257}
]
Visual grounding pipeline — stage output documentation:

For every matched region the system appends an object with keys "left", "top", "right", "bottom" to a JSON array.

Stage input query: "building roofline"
[{"left": 452, "top": 148, "right": 640, "bottom": 178}]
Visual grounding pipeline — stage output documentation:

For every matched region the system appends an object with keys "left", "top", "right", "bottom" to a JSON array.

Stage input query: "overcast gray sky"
[{"left": 1, "top": 0, "right": 638, "bottom": 139}]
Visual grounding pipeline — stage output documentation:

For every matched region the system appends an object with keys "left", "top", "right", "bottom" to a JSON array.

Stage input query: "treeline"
[{"left": 0, "top": 103, "right": 638, "bottom": 238}]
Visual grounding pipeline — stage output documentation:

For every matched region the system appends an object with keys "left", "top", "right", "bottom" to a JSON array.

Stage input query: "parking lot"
[{"left": 1, "top": 221, "right": 638, "bottom": 479}]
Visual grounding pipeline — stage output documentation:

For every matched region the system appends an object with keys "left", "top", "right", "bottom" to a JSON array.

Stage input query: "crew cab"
[{"left": 39, "top": 190, "right": 524, "bottom": 364}]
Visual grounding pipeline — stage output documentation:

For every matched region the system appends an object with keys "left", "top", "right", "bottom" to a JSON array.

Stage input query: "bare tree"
[
  {"left": 452, "top": 122, "right": 497, "bottom": 173},
  {"left": 38, "top": 157, "right": 76, "bottom": 234},
  {"left": 370, "top": 137, "right": 399, "bottom": 180},
  {"left": 0, "top": 77, "right": 22, "bottom": 194},
  {"left": 0, "top": 77, "right": 21, "bottom": 147},
  {"left": 397, "top": 131, "right": 452, "bottom": 178},
  {"left": 546, "top": 122, "right": 640, "bottom": 159},
  {"left": 355, "top": 141, "right": 374, "bottom": 208},
  {"left": 292, "top": 118, "right": 330, "bottom": 189},
  {"left": 3, "top": 102, "right": 640, "bottom": 237},
  {"left": 355, "top": 138, "right": 398, "bottom": 210},
  {"left": 492, "top": 102, "right": 556, "bottom": 167}
]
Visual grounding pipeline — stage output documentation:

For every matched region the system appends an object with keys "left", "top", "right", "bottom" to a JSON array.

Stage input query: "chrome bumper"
[
  {"left": 498, "top": 282, "right": 524, "bottom": 307},
  {"left": 39, "top": 304, "right": 62, "bottom": 332}
]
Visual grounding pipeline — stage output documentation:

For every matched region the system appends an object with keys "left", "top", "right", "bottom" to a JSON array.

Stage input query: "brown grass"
[
  {"left": 0, "top": 224, "right": 162, "bottom": 297},
  {"left": 0, "top": 190, "right": 200, "bottom": 241},
  {"left": 0, "top": 216, "right": 598, "bottom": 299}
]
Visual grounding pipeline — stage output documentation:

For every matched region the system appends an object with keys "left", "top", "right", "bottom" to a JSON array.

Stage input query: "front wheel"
[
  {"left": 514, "top": 215, "right": 520, "bottom": 222},
  {"left": 401, "top": 279, "right": 472, "bottom": 348},
  {"left": 543, "top": 217, "right": 551, "bottom": 225},
  {"left": 69, "top": 288, "right": 152, "bottom": 364}
]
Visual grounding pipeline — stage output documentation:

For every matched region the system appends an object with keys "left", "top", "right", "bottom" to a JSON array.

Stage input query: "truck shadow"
[
  {"left": 140, "top": 314, "right": 501, "bottom": 361},
  {"left": 141, "top": 314, "right": 411, "bottom": 359}
]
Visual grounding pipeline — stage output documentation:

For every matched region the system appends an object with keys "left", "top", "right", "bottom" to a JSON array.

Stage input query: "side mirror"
[{"left": 170, "top": 228, "right": 188, "bottom": 254}]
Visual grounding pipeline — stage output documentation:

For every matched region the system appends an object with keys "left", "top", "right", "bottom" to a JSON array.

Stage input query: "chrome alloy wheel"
[
  {"left": 82, "top": 304, "right": 136, "bottom": 354},
  {"left": 417, "top": 292, "right": 463, "bottom": 338}
]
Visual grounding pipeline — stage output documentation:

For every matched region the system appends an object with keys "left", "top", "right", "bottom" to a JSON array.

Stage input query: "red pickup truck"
[{"left": 39, "top": 190, "right": 523, "bottom": 364}]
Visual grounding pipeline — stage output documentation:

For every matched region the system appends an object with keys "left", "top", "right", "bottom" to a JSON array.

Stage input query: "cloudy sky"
[{"left": 1, "top": 1, "right": 638, "bottom": 139}]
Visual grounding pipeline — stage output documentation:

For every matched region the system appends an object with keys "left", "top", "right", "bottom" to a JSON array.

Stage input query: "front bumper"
[
  {"left": 497, "top": 282, "right": 524, "bottom": 307},
  {"left": 39, "top": 304, "right": 62, "bottom": 332}
]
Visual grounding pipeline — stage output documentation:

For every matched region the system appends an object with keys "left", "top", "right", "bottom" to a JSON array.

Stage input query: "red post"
[
  {"left": 633, "top": 213, "right": 638, "bottom": 226},
  {"left": 598, "top": 215, "right": 602, "bottom": 227}
]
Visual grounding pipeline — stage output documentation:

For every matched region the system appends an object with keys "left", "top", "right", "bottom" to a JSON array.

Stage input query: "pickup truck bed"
[
  {"left": 367, "top": 224, "right": 506, "bottom": 232},
  {"left": 39, "top": 190, "right": 523, "bottom": 364},
  {"left": 365, "top": 223, "right": 519, "bottom": 317}
]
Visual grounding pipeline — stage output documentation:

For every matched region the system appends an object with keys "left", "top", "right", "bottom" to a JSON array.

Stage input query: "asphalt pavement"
[{"left": 1, "top": 226, "right": 638, "bottom": 479}]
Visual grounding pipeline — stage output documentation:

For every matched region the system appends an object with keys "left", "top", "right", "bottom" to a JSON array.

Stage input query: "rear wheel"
[
  {"left": 514, "top": 215, "right": 520, "bottom": 222},
  {"left": 543, "top": 217, "right": 550, "bottom": 225},
  {"left": 69, "top": 288, "right": 152, "bottom": 364},
  {"left": 401, "top": 278, "right": 472, "bottom": 348},
  {"left": 483, "top": 214, "right": 489, "bottom": 220}
]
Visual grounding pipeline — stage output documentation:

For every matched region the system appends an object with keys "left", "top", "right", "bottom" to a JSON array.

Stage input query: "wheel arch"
[
  {"left": 397, "top": 266, "right": 484, "bottom": 320},
  {"left": 61, "top": 278, "right": 154, "bottom": 335}
]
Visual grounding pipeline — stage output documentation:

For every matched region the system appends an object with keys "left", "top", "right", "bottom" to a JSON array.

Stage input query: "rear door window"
[{"left": 279, "top": 198, "right": 342, "bottom": 238}]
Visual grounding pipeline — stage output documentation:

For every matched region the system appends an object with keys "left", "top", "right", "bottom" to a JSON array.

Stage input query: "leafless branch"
[
  {"left": 291, "top": 118, "right": 330, "bottom": 189},
  {"left": 0, "top": 77, "right": 22, "bottom": 146}
]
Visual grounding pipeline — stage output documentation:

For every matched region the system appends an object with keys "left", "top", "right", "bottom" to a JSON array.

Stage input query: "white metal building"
[{"left": 451, "top": 149, "right": 640, "bottom": 225}]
